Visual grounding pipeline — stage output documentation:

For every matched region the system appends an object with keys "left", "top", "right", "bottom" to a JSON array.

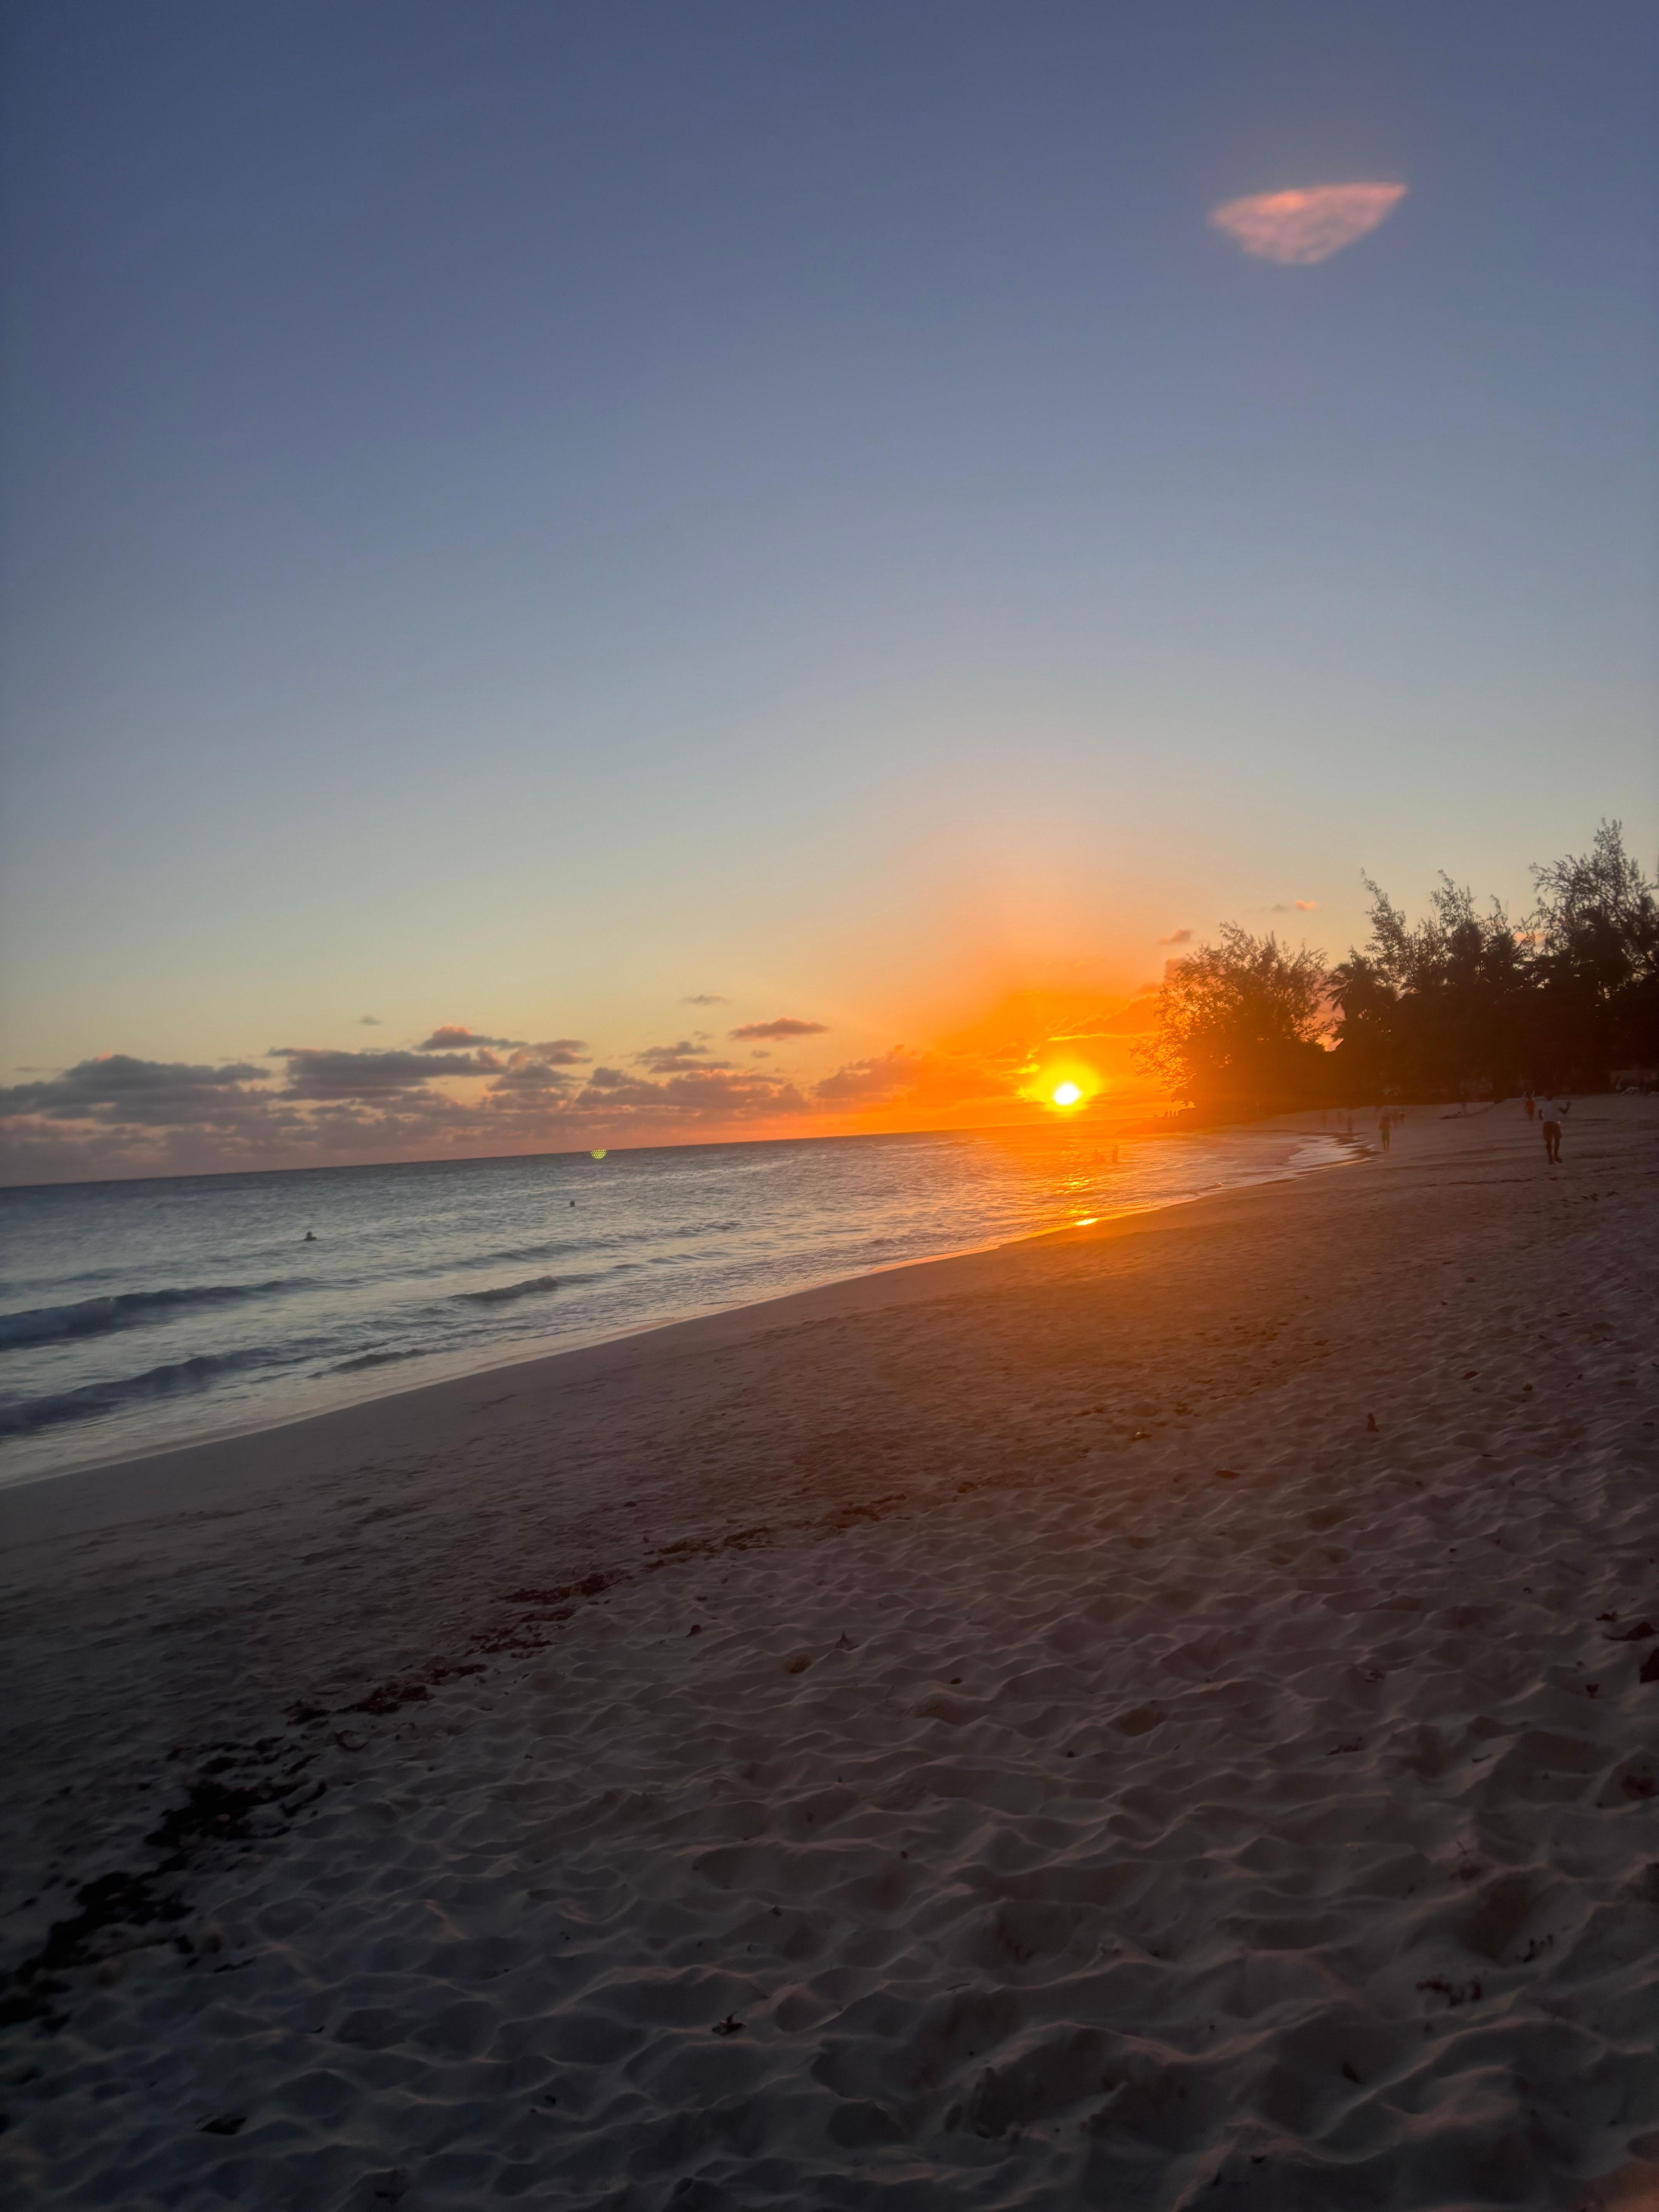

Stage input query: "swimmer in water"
[{"left": 303, "top": 1230, "right": 316, "bottom": 1241}]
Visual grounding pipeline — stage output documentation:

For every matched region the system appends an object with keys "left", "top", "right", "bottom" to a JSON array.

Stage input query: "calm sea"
[{"left": 0, "top": 1123, "right": 1355, "bottom": 1487}]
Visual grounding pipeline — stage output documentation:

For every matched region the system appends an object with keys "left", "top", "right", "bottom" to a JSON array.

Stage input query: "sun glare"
[{"left": 1051, "top": 1081, "right": 1083, "bottom": 1108}]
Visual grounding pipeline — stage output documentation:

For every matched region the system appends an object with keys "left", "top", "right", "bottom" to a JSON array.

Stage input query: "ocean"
[{"left": 0, "top": 1122, "right": 1356, "bottom": 1487}]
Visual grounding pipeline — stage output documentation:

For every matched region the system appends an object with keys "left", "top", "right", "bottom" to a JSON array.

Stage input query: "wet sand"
[{"left": 2, "top": 1098, "right": 1656, "bottom": 2210}]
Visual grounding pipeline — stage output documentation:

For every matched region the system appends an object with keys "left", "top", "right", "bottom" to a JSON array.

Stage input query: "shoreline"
[
  {"left": 0, "top": 1116, "right": 1362, "bottom": 1508},
  {"left": 4, "top": 1096, "right": 1655, "bottom": 2209}
]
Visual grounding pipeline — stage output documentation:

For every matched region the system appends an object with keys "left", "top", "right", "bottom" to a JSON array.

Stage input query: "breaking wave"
[
  {"left": 451, "top": 1274, "right": 560, "bottom": 1306},
  {"left": 328, "top": 1348, "right": 427, "bottom": 1376},
  {"left": 0, "top": 1346, "right": 287, "bottom": 1440},
  {"left": 0, "top": 1279, "right": 298, "bottom": 1355}
]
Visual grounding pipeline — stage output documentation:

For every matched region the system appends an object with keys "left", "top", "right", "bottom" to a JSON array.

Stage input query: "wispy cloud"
[
  {"left": 1267, "top": 900, "right": 1320, "bottom": 914},
  {"left": 1052, "top": 996, "right": 1161, "bottom": 1040},
  {"left": 683, "top": 994, "right": 728, "bottom": 1006},
  {"left": 1157, "top": 927, "right": 1193, "bottom": 946},
  {"left": 358, "top": 1015, "right": 381, "bottom": 1027},
  {"left": 1210, "top": 182, "right": 1406, "bottom": 265},
  {"left": 730, "top": 1017, "right": 828, "bottom": 1041}
]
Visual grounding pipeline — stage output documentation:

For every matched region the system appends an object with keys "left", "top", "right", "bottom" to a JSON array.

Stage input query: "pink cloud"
[{"left": 1209, "top": 182, "right": 1406, "bottom": 266}]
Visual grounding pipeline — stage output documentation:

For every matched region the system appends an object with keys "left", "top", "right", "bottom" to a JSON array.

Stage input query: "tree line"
[{"left": 1136, "top": 821, "right": 1659, "bottom": 1113}]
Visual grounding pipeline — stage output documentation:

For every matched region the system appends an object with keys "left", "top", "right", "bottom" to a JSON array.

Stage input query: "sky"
[{"left": 1, "top": 0, "right": 1655, "bottom": 1182}]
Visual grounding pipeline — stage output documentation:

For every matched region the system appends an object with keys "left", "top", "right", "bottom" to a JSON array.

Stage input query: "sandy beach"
[{"left": 2, "top": 1098, "right": 1656, "bottom": 2211}]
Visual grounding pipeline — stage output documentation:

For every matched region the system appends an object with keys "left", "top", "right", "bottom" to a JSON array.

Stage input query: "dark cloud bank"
[{"left": 0, "top": 1024, "right": 938, "bottom": 1183}]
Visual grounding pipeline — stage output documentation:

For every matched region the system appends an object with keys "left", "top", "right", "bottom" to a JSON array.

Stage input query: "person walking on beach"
[
  {"left": 1539, "top": 1096, "right": 1568, "bottom": 1164},
  {"left": 1377, "top": 1111, "right": 1391, "bottom": 1152}
]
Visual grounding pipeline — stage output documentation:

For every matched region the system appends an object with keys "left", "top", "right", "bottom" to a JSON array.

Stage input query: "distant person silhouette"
[
  {"left": 1539, "top": 1096, "right": 1568, "bottom": 1164},
  {"left": 1378, "top": 1112, "right": 1391, "bottom": 1152},
  {"left": 303, "top": 1230, "right": 317, "bottom": 1241}
]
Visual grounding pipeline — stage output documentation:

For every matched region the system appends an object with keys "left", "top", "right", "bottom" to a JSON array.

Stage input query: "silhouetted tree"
[
  {"left": 1338, "top": 873, "right": 1530, "bottom": 1098},
  {"left": 1135, "top": 926, "right": 1330, "bottom": 1113},
  {"left": 1526, "top": 821, "right": 1659, "bottom": 1082},
  {"left": 1142, "top": 827, "right": 1656, "bottom": 1116},
  {"left": 1326, "top": 822, "right": 1657, "bottom": 1099},
  {"left": 1325, "top": 950, "right": 1400, "bottom": 1099}
]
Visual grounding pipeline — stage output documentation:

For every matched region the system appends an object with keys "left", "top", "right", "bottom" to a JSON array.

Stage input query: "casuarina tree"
[
  {"left": 1526, "top": 821, "right": 1659, "bottom": 1082},
  {"left": 1135, "top": 926, "right": 1330, "bottom": 1114}
]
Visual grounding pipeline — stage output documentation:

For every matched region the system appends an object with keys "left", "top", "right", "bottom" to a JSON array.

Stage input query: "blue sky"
[{"left": 1, "top": 0, "right": 1654, "bottom": 1176}]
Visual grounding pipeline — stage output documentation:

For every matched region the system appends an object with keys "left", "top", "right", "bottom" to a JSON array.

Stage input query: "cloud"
[
  {"left": 578, "top": 1065, "right": 809, "bottom": 1118},
  {"left": 683, "top": 994, "right": 728, "bottom": 1006},
  {"left": 813, "top": 1048, "right": 926, "bottom": 1105},
  {"left": 729, "top": 1017, "right": 828, "bottom": 1041},
  {"left": 811, "top": 1040, "right": 1055, "bottom": 1116},
  {"left": 655, "top": 1068, "right": 805, "bottom": 1114},
  {"left": 416, "top": 1025, "right": 526, "bottom": 1051},
  {"left": 413, "top": 1027, "right": 585, "bottom": 1061},
  {"left": 359, "top": 1015, "right": 381, "bottom": 1027},
  {"left": 1267, "top": 900, "right": 1321, "bottom": 914},
  {"left": 1052, "top": 995, "right": 1162, "bottom": 1039},
  {"left": 0, "top": 1034, "right": 815, "bottom": 1183},
  {"left": 3, "top": 983, "right": 1183, "bottom": 1185},
  {"left": 0, "top": 1054, "right": 268, "bottom": 1128},
  {"left": 1209, "top": 182, "right": 1407, "bottom": 265},
  {"left": 1158, "top": 927, "right": 1193, "bottom": 946},
  {"left": 272, "top": 1046, "right": 504, "bottom": 1099},
  {"left": 635, "top": 1040, "right": 732, "bottom": 1073},
  {"left": 483, "top": 1057, "right": 577, "bottom": 1096}
]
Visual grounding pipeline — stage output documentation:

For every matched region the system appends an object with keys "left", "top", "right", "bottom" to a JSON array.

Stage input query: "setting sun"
[{"left": 1051, "top": 1081, "right": 1083, "bottom": 1108}]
